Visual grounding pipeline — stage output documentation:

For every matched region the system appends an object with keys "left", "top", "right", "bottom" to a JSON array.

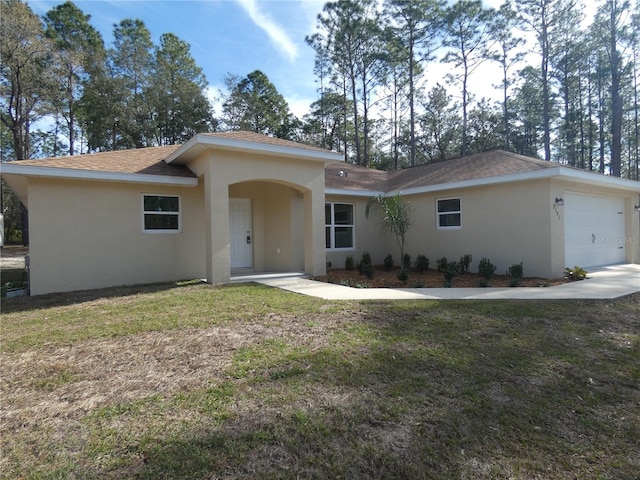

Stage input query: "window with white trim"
[
  {"left": 437, "top": 197, "right": 461, "bottom": 229},
  {"left": 143, "top": 194, "right": 181, "bottom": 232},
  {"left": 325, "top": 202, "right": 354, "bottom": 249}
]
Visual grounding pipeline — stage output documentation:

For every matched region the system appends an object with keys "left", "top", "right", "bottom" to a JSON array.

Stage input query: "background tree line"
[
  {"left": 305, "top": 0, "right": 639, "bottom": 180},
  {"left": 1, "top": 0, "right": 639, "bottom": 242}
]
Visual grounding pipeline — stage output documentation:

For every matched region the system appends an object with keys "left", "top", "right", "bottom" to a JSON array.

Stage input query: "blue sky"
[
  {"left": 29, "top": 0, "right": 326, "bottom": 117},
  {"left": 27, "top": 0, "right": 598, "bottom": 122}
]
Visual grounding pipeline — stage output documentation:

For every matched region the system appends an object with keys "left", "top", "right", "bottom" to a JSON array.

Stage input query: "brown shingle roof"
[
  {"left": 326, "top": 150, "right": 559, "bottom": 192},
  {"left": 325, "top": 161, "right": 389, "bottom": 191},
  {"left": 7, "top": 143, "right": 565, "bottom": 192},
  {"left": 387, "top": 150, "right": 556, "bottom": 190},
  {"left": 11, "top": 145, "right": 195, "bottom": 178}
]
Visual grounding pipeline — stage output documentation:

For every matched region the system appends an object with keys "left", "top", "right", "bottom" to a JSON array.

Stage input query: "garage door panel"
[{"left": 564, "top": 193, "right": 625, "bottom": 268}]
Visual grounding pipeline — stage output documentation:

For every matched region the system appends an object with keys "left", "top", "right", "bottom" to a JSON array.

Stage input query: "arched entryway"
[{"left": 229, "top": 180, "right": 308, "bottom": 275}]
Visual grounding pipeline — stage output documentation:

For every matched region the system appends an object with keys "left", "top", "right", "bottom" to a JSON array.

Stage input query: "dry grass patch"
[{"left": 1, "top": 283, "right": 639, "bottom": 479}]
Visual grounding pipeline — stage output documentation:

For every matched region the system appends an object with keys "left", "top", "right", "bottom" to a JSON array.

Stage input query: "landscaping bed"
[{"left": 318, "top": 266, "right": 570, "bottom": 288}]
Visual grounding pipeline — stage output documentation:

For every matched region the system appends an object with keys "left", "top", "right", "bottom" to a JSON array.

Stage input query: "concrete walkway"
[{"left": 235, "top": 264, "right": 640, "bottom": 301}]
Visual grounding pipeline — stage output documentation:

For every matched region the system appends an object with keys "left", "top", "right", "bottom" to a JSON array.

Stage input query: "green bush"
[
  {"left": 459, "top": 254, "right": 472, "bottom": 273},
  {"left": 437, "top": 257, "right": 448, "bottom": 273},
  {"left": 360, "top": 262, "right": 374, "bottom": 279},
  {"left": 383, "top": 254, "right": 394, "bottom": 271},
  {"left": 507, "top": 262, "right": 524, "bottom": 286},
  {"left": 358, "top": 252, "right": 374, "bottom": 278},
  {"left": 345, "top": 255, "right": 355, "bottom": 271},
  {"left": 443, "top": 261, "right": 460, "bottom": 287},
  {"left": 478, "top": 257, "right": 496, "bottom": 279},
  {"left": 403, "top": 253, "right": 411, "bottom": 270},
  {"left": 397, "top": 269, "right": 409, "bottom": 283},
  {"left": 415, "top": 254, "right": 430, "bottom": 273}
]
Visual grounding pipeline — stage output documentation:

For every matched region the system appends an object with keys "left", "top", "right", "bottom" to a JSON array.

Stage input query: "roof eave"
[
  {"left": 166, "top": 133, "right": 344, "bottom": 165},
  {"left": 0, "top": 163, "right": 198, "bottom": 187},
  {"left": 325, "top": 188, "right": 386, "bottom": 197}
]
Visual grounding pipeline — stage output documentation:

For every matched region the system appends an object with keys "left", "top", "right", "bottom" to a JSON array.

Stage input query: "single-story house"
[{"left": 2, "top": 131, "right": 639, "bottom": 295}]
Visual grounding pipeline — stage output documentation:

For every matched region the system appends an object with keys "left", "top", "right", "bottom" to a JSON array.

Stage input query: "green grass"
[{"left": 1, "top": 282, "right": 639, "bottom": 479}]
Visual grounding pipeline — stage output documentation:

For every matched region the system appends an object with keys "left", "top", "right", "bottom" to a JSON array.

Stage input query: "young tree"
[{"left": 365, "top": 193, "right": 413, "bottom": 275}]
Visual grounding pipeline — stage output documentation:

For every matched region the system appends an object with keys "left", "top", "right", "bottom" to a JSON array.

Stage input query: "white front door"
[
  {"left": 230, "top": 198, "right": 252, "bottom": 269},
  {"left": 564, "top": 192, "right": 626, "bottom": 268}
]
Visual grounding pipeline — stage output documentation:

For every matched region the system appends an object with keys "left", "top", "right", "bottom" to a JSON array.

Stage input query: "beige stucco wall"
[
  {"left": 187, "top": 149, "right": 327, "bottom": 284},
  {"left": 330, "top": 181, "right": 556, "bottom": 278},
  {"left": 401, "top": 180, "right": 556, "bottom": 278},
  {"left": 27, "top": 177, "right": 205, "bottom": 295}
]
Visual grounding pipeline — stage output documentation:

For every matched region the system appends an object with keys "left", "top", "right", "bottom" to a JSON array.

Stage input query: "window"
[
  {"left": 437, "top": 197, "right": 461, "bottom": 229},
  {"left": 143, "top": 195, "right": 180, "bottom": 232},
  {"left": 325, "top": 203, "right": 354, "bottom": 249}
]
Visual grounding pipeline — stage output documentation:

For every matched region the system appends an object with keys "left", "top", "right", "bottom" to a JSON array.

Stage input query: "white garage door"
[{"left": 564, "top": 192, "right": 625, "bottom": 268}]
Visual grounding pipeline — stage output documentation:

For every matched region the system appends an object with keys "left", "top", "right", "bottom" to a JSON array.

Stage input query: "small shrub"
[
  {"left": 564, "top": 266, "right": 587, "bottom": 281},
  {"left": 359, "top": 262, "right": 374, "bottom": 279},
  {"left": 478, "top": 257, "right": 496, "bottom": 279},
  {"left": 415, "top": 254, "right": 430, "bottom": 273},
  {"left": 412, "top": 279, "right": 425, "bottom": 288},
  {"left": 437, "top": 257, "right": 448, "bottom": 273},
  {"left": 357, "top": 252, "right": 373, "bottom": 276},
  {"left": 345, "top": 255, "right": 355, "bottom": 271},
  {"left": 443, "top": 261, "right": 460, "bottom": 287},
  {"left": 403, "top": 253, "right": 411, "bottom": 270},
  {"left": 383, "top": 253, "right": 394, "bottom": 271},
  {"left": 459, "top": 254, "right": 472, "bottom": 273},
  {"left": 397, "top": 269, "right": 409, "bottom": 283},
  {"left": 507, "top": 262, "right": 524, "bottom": 286},
  {"left": 477, "top": 278, "right": 490, "bottom": 288}
]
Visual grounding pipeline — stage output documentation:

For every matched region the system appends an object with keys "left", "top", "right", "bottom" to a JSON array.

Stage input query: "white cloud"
[
  {"left": 287, "top": 95, "right": 313, "bottom": 119},
  {"left": 235, "top": 0, "right": 299, "bottom": 62}
]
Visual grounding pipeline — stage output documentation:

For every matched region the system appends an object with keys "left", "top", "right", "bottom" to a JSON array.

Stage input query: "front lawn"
[{"left": 1, "top": 283, "right": 638, "bottom": 479}]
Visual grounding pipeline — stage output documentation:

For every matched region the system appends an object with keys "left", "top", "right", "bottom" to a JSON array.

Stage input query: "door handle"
[
  {"left": 246, "top": 231, "right": 251, "bottom": 244},
  {"left": 592, "top": 233, "right": 596, "bottom": 244}
]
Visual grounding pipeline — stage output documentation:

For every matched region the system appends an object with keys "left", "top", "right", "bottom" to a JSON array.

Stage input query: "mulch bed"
[{"left": 315, "top": 266, "right": 570, "bottom": 288}]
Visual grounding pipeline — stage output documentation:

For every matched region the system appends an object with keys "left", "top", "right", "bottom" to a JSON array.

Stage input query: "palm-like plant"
[{"left": 365, "top": 193, "right": 413, "bottom": 274}]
